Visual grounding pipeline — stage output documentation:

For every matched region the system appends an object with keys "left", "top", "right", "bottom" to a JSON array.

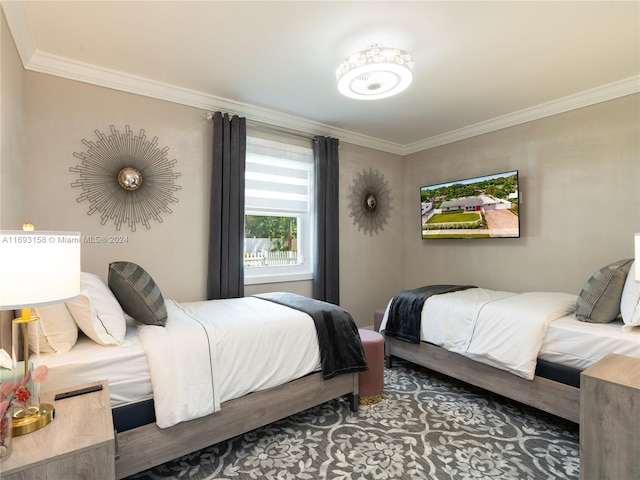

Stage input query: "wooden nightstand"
[
  {"left": 580, "top": 353, "right": 640, "bottom": 480},
  {"left": 1, "top": 380, "right": 115, "bottom": 480}
]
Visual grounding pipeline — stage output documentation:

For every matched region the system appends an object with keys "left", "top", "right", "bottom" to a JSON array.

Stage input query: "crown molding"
[
  {"left": 403, "top": 75, "right": 640, "bottom": 155},
  {"left": 1, "top": 1, "right": 35, "bottom": 66},
  {"left": 29, "top": 53, "right": 411, "bottom": 155},
  {"left": 28, "top": 49, "right": 407, "bottom": 155},
  {"left": 4, "top": 1, "right": 638, "bottom": 156}
]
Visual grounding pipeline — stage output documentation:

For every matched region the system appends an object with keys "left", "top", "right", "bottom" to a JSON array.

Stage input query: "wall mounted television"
[{"left": 420, "top": 170, "right": 520, "bottom": 239}]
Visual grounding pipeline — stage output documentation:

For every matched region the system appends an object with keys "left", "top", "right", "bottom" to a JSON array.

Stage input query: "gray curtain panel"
[
  {"left": 313, "top": 136, "right": 340, "bottom": 304},
  {"left": 207, "top": 112, "right": 246, "bottom": 299}
]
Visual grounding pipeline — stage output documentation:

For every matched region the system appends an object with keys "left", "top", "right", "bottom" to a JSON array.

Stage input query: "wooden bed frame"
[
  {"left": 384, "top": 336, "right": 580, "bottom": 424},
  {"left": 115, "top": 371, "right": 359, "bottom": 478}
]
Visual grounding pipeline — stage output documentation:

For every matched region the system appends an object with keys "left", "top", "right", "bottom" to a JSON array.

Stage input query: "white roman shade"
[{"left": 245, "top": 137, "right": 313, "bottom": 214}]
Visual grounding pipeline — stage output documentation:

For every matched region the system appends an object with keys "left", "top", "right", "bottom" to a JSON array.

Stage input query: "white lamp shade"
[
  {"left": 635, "top": 233, "right": 640, "bottom": 282},
  {"left": 0, "top": 230, "right": 81, "bottom": 309}
]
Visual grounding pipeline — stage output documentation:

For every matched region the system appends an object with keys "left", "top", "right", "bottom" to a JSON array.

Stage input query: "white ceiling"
[{"left": 3, "top": 1, "right": 639, "bottom": 154}]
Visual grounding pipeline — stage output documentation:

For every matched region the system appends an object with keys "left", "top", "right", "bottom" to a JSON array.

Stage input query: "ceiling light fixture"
[{"left": 336, "top": 45, "right": 414, "bottom": 100}]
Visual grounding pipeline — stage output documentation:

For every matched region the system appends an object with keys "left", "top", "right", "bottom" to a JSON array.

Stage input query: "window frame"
[{"left": 243, "top": 136, "right": 315, "bottom": 285}]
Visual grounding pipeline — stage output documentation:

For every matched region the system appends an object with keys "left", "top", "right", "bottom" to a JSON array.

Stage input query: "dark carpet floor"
[{"left": 127, "top": 361, "right": 579, "bottom": 480}]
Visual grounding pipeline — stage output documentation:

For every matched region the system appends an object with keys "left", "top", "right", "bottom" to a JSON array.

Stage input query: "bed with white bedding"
[
  {"left": 379, "top": 259, "right": 640, "bottom": 423},
  {"left": 15, "top": 263, "right": 366, "bottom": 478}
]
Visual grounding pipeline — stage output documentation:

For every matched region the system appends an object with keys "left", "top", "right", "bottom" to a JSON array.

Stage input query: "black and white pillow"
[
  {"left": 575, "top": 259, "right": 633, "bottom": 323},
  {"left": 108, "top": 261, "right": 168, "bottom": 326}
]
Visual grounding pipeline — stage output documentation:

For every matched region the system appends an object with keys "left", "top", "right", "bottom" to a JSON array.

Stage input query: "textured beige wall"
[
  {"left": 338, "top": 142, "right": 403, "bottom": 326},
  {"left": 23, "top": 72, "right": 211, "bottom": 302},
  {"left": 402, "top": 94, "right": 640, "bottom": 295},
  {"left": 0, "top": 10, "right": 25, "bottom": 228}
]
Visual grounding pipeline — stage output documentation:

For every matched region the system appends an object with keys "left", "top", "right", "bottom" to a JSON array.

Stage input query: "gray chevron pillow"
[
  {"left": 108, "top": 261, "right": 168, "bottom": 326},
  {"left": 575, "top": 259, "right": 633, "bottom": 323}
]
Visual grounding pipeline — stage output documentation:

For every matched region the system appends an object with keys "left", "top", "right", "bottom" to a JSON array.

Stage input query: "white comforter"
[
  {"left": 381, "top": 288, "right": 578, "bottom": 380},
  {"left": 138, "top": 297, "right": 321, "bottom": 428}
]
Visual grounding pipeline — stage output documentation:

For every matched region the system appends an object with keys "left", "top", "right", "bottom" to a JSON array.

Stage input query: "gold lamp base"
[{"left": 12, "top": 403, "right": 55, "bottom": 436}]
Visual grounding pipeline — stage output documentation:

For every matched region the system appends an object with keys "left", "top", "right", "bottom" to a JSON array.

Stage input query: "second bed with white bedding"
[{"left": 380, "top": 287, "right": 640, "bottom": 380}]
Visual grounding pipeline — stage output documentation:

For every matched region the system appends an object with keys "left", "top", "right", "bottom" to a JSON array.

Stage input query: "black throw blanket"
[
  {"left": 384, "top": 285, "right": 476, "bottom": 343},
  {"left": 254, "top": 292, "right": 368, "bottom": 380}
]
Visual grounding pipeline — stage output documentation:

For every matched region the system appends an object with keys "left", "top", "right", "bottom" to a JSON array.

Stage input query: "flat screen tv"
[{"left": 420, "top": 170, "right": 520, "bottom": 239}]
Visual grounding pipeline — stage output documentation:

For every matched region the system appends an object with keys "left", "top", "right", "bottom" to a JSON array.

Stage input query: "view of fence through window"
[{"left": 244, "top": 215, "right": 299, "bottom": 267}]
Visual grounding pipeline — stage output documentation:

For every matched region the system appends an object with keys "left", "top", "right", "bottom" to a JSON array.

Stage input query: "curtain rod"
[{"left": 204, "top": 112, "right": 331, "bottom": 143}]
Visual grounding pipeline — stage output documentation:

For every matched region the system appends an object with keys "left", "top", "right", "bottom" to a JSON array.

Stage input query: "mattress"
[
  {"left": 539, "top": 314, "right": 640, "bottom": 370},
  {"left": 38, "top": 324, "right": 153, "bottom": 407}
]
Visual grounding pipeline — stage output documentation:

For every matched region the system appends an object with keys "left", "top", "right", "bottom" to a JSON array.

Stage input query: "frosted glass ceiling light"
[{"left": 336, "top": 46, "right": 414, "bottom": 100}]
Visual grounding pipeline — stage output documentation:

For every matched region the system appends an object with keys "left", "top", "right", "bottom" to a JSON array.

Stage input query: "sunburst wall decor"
[
  {"left": 70, "top": 125, "right": 181, "bottom": 231},
  {"left": 347, "top": 168, "right": 392, "bottom": 235}
]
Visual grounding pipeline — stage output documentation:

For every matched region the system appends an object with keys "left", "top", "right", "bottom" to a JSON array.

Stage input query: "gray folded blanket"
[
  {"left": 254, "top": 292, "right": 368, "bottom": 380},
  {"left": 384, "top": 284, "right": 476, "bottom": 343}
]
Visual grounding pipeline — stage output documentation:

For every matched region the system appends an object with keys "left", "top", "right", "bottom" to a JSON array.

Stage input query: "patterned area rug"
[{"left": 126, "top": 362, "right": 579, "bottom": 480}]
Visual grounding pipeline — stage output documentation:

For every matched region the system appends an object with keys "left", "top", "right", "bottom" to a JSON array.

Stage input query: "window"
[{"left": 244, "top": 135, "right": 314, "bottom": 284}]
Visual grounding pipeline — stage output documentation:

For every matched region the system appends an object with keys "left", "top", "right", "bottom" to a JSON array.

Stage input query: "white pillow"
[
  {"left": 620, "top": 261, "right": 640, "bottom": 328},
  {"left": 29, "top": 303, "right": 79, "bottom": 353},
  {"left": 66, "top": 272, "right": 126, "bottom": 346}
]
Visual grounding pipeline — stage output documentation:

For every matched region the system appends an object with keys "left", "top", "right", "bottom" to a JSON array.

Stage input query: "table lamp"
[
  {"left": 0, "top": 226, "right": 81, "bottom": 435},
  {"left": 635, "top": 233, "right": 640, "bottom": 282}
]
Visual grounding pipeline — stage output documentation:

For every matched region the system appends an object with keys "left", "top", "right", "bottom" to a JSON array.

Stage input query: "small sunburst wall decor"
[
  {"left": 70, "top": 125, "right": 181, "bottom": 231},
  {"left": 348, "top": 168, "right": 392, "bottom": 235}
]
